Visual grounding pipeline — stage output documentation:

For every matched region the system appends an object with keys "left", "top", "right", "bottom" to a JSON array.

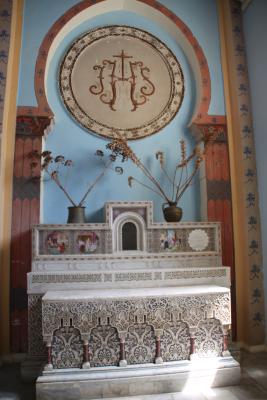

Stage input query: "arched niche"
[
  {"left": 30, "top": 0, "right": 211, "bottom": 126},
  {"left": 122, "top": 222, "right": 138, "bottom": 251},
  {"left": 24, "top": 0, "right": 214, "bottom": 224},
  {"left": 113, "top": 212, "right": 147, "bottom": 253}
]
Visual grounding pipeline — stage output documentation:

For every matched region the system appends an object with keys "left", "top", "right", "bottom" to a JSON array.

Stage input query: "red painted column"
[
  {"left": 190, "top": 336, "right": 195, "bottom": 356},
  {"left": 193, "top": 123, "right": 236, "bottom": 340},
  {"left": 10, "top": 114, "right": 52, "bottom": 352}
]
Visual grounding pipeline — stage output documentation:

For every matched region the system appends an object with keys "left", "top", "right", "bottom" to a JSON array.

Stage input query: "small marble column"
[
  {"left": 190, "top": 337, "right": 195, "bottom": 355},
  {"left": 154, "top": 330, "right": 163, "bottom": 364},
  {"left": 222, "top": 325, "right": 231, "bottom": 356},
  {"left": 189, "top": 329, "right": 197, "bottom": 360},
  {"left": 44, "top": 340, "right": 53, "bottom": 371},
  {"left": 82, "top": 339, "right": 90, "bottom": 369},
  {"left": 119, "top": 334, "right": 127, "bottom": 367}
]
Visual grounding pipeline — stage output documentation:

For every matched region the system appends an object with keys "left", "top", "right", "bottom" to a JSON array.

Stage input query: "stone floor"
[{"left": 0, "top": 351, "right": 267, "bottom": 400}]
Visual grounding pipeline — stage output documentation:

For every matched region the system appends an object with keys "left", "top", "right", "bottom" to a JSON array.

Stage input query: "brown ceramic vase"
[{"left": 162, "top": 202, "right": 183, "bottom": 222}]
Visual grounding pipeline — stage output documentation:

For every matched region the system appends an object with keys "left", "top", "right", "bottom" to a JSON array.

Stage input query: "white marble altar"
[{"left": 26, "top": 202, "right": 240, "bottom": 399}]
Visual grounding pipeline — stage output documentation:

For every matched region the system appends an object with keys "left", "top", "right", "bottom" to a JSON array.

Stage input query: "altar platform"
[{"left": 26, "top": 201, "right": 240, "bottom": 399}]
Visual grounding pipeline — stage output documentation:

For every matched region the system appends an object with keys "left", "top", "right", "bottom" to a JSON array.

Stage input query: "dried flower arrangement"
[
  {"left": 28, "top": 149, "right": 123, "bottom": 207},
  {"left": 106, "top": 132, "right": 216, "bottom": 208}
]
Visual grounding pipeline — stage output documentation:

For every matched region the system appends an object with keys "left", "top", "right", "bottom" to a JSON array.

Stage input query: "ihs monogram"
[{"left": 89, "top": 49, "right": 155, "bottom": 112}]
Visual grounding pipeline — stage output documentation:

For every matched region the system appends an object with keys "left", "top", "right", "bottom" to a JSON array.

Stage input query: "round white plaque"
[
  {"left": 188, "top": 229, "right": 209, "bottom": 251},
  {"left": 59, "top": 26, "right": 184, "bottom": 140}
]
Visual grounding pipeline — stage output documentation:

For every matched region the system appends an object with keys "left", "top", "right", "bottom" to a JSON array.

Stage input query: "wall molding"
[
  {"left": 0, "top": 0, "right": 24, "bottom": 356},
  {"left": 217, "top": 0, "right": 265, "bottom": 345}
]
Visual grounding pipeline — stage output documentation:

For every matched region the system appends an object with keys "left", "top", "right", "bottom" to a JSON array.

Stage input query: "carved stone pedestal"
[
  {"left": 27, "top": 202, "right": 240, "bottom": 397},
  {"left": 36, "top": 356, "right": 240, "bottom": 400}
]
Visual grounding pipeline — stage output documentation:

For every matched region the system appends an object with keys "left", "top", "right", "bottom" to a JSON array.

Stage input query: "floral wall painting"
[
  {"left": 45, "top": 231, "right": 69, "bottom": 255},
  {"left": 59, "top": 25, "right": 184, "bottom": 140},
  {"left": 160, "top": 230, "right": 185, "bottom": 252},
  {"left": 76, "top": 231, "right": 99, "bottom": 254}
]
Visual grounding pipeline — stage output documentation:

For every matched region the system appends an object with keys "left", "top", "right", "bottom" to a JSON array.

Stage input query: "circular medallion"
[
  {"left": 188, "top": 229, "right": 209, "bottom": 252},
  {"left": 59, "top": 26, "right": 184, "bottom": 140}
]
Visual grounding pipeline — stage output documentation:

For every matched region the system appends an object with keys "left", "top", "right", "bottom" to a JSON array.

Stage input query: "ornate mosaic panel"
[
  {"left": 28, "top": 295, "right": 46, "bottom": 356},
  {"left": 151, "top": 228, "right": 216, "bottom": 253},
  {"left": 42, "top": 293, "right": 231, "bottom": 338},
  {"left": 59, "top": 26, "right": 184, "bottom": 140},
  {"left": 52, "top": 325, "right": 83, "bottom": 369},
  {"left": 125, "top": 323, "right": 156, "bottom": 364},
  {"left": 195, "top": 318, "right": 223, "bottom": 357},
  {"left": 89, "top": 325, "right": 120, "bottom": 367},
  {"left": 112, "top": 207, "right": 147, "bottom": 223},
  {"left": 33, "top": 219, "right": 220, "bottom": 258},
  {"left": 38, "top": 229, "right": 105, "bottom": 255},
  {"left": 40, "top": 291, "right": 231, "bottom": 368},
  {"left": 161, "top": 321, "right": 190, "bottom": 361}
]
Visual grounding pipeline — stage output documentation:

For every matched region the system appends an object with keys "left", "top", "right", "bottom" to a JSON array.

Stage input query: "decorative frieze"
[
  {"left": 42, "top": 290, "right": 230, "bottom": 339},
  {"left": 28, "top": 268, "right": 229, "bottom": 297},
  {"left": 32, "top": 205, "right": 221, "bottom": 260},
  {"left": 41, "top": 289, "right": 228, "bottom": 368}
]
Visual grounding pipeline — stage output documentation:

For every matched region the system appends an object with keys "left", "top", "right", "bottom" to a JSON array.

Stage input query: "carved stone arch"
[{"left": 113, "top": 211, "right": 147, "bottom": 253}]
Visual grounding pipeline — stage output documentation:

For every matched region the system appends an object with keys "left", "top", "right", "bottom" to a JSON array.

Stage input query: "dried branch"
[
  {"left": 28, "top": 149, "right": 122, "bottom": 207},
  {"left": 107, "top": 134, "right": 211, "bottom": 206}
]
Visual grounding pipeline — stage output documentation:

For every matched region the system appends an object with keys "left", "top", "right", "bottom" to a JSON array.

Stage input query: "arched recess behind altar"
[{"left": 11, "top": 0, "right": 235, "bottom": 352}]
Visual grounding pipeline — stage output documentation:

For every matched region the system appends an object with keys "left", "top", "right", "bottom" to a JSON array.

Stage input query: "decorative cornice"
[
  {"left": 190, "top": 120, "right": 227, "bottom": 142},
  {"left": 16, "top": 114, "right": 53, "bottom": 136},
  {"left": 207, "top": 180, "right": 232, "bottom": 200}
]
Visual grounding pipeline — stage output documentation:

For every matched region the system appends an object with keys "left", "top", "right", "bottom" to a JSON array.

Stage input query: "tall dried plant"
[
  {"left": 28, "top": 149, "right": 123, "bottom": 207},
  {"left": 106, "top": 131, "right": 217, "bottom": 205}
]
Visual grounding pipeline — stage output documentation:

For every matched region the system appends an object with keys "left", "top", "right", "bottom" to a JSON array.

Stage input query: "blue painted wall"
[
  {"left": 18, "top": 0, "right": 225, "bottom": 223},
  {"left": 243, "top": 0, "right": 267, "bottom": 340}
]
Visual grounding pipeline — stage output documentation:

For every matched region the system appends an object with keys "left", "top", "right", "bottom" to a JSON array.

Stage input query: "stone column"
[
  {"left": 154, "top": 329, "right": 163, "bottom": 364},
  {"left": 82, "top": 339, "right": 90, "bottom": 369},
  {"left": 44, "top": 340, "right": 53, "bottom": 371},
  {"left": 118, "top": 334, "right": 127, "bottom": 367},
  {"left": 222, "top": 324, "right": 231, "bottom": 356},
  {"left": 189, "top": 328, "right": 197, "bottom": 360}
]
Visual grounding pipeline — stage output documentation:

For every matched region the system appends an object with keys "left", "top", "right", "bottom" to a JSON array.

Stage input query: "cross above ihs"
[{"left": 113, "top": 50, "right": 133, "bottom": 81}]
